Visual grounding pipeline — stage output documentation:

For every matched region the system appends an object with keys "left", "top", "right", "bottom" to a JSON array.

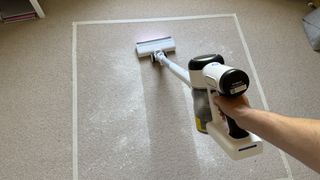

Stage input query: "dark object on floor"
[
  {"left": 308, "top": 0, "right": 320, "bottom": 8},
  {"left": 303, "top": 8, "right": 320, "bottom": 51},
  {"left": 0, "top": 0, "right": 36, "bottom": 23}
]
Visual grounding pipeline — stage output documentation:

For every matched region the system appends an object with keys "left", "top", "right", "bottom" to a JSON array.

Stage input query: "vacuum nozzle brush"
[{"left": 136, "top": 36, "right": 176, "bottom": 58}]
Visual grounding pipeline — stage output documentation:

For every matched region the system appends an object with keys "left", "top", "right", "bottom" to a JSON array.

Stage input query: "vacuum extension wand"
[
  {"left": 151, "top": 50, "right": 191, "bottom": 87},
  {"left": 136, "top": 37, "right": 262, "bottom": 160}
]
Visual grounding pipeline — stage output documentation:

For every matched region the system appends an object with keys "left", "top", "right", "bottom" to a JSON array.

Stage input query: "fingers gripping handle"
[{"left": 207, "top": 88, "right": 249, "bottom": 139}]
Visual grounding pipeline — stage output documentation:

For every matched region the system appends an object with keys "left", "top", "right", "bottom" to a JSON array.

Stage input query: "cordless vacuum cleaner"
[{"left": 136, "top": 37, "right": 263, "bottom": 160}]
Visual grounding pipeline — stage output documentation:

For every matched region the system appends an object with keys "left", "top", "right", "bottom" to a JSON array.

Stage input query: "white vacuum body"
[{"left": 136, "top": 36, "right": 263, "bottom": 160}]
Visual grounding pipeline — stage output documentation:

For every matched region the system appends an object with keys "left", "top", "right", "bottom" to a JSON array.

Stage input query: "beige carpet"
[{"left": 0, "top": 0, "right": 319, "bottom": 179}]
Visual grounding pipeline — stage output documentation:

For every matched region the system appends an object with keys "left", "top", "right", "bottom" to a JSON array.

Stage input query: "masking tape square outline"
[{"left": 72, "top": 14, "right": 293, "bottom": 180}]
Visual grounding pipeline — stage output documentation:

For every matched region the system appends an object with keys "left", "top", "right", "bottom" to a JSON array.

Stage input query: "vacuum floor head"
[{"left": 136, "top": 36, "right": 176, "bottom": 57}]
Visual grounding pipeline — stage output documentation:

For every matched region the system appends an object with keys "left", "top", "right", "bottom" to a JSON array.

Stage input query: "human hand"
[{"left": 213, "top": 95, "right": 251, "bottom": 122}]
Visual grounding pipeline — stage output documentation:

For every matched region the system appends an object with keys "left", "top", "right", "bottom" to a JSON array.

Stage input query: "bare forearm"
[
  {"left": 236, "top": 108, "right": 320, "bottom": 173},
  {"left": 213, "top": 95, "right": 320, "bottom": 172}
]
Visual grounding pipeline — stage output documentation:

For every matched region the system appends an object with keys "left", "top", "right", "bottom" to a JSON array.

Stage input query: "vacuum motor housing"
[{"left": 188, "top": 54, "right": 250, "bottom": 134}]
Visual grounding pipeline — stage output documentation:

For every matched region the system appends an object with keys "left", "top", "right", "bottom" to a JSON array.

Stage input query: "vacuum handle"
[
  {"left": 207, "top": 87, "right": 249, "bottom": 139},
  {"left": 226, "top": 116, "right": 249, "bottom": 139}
]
